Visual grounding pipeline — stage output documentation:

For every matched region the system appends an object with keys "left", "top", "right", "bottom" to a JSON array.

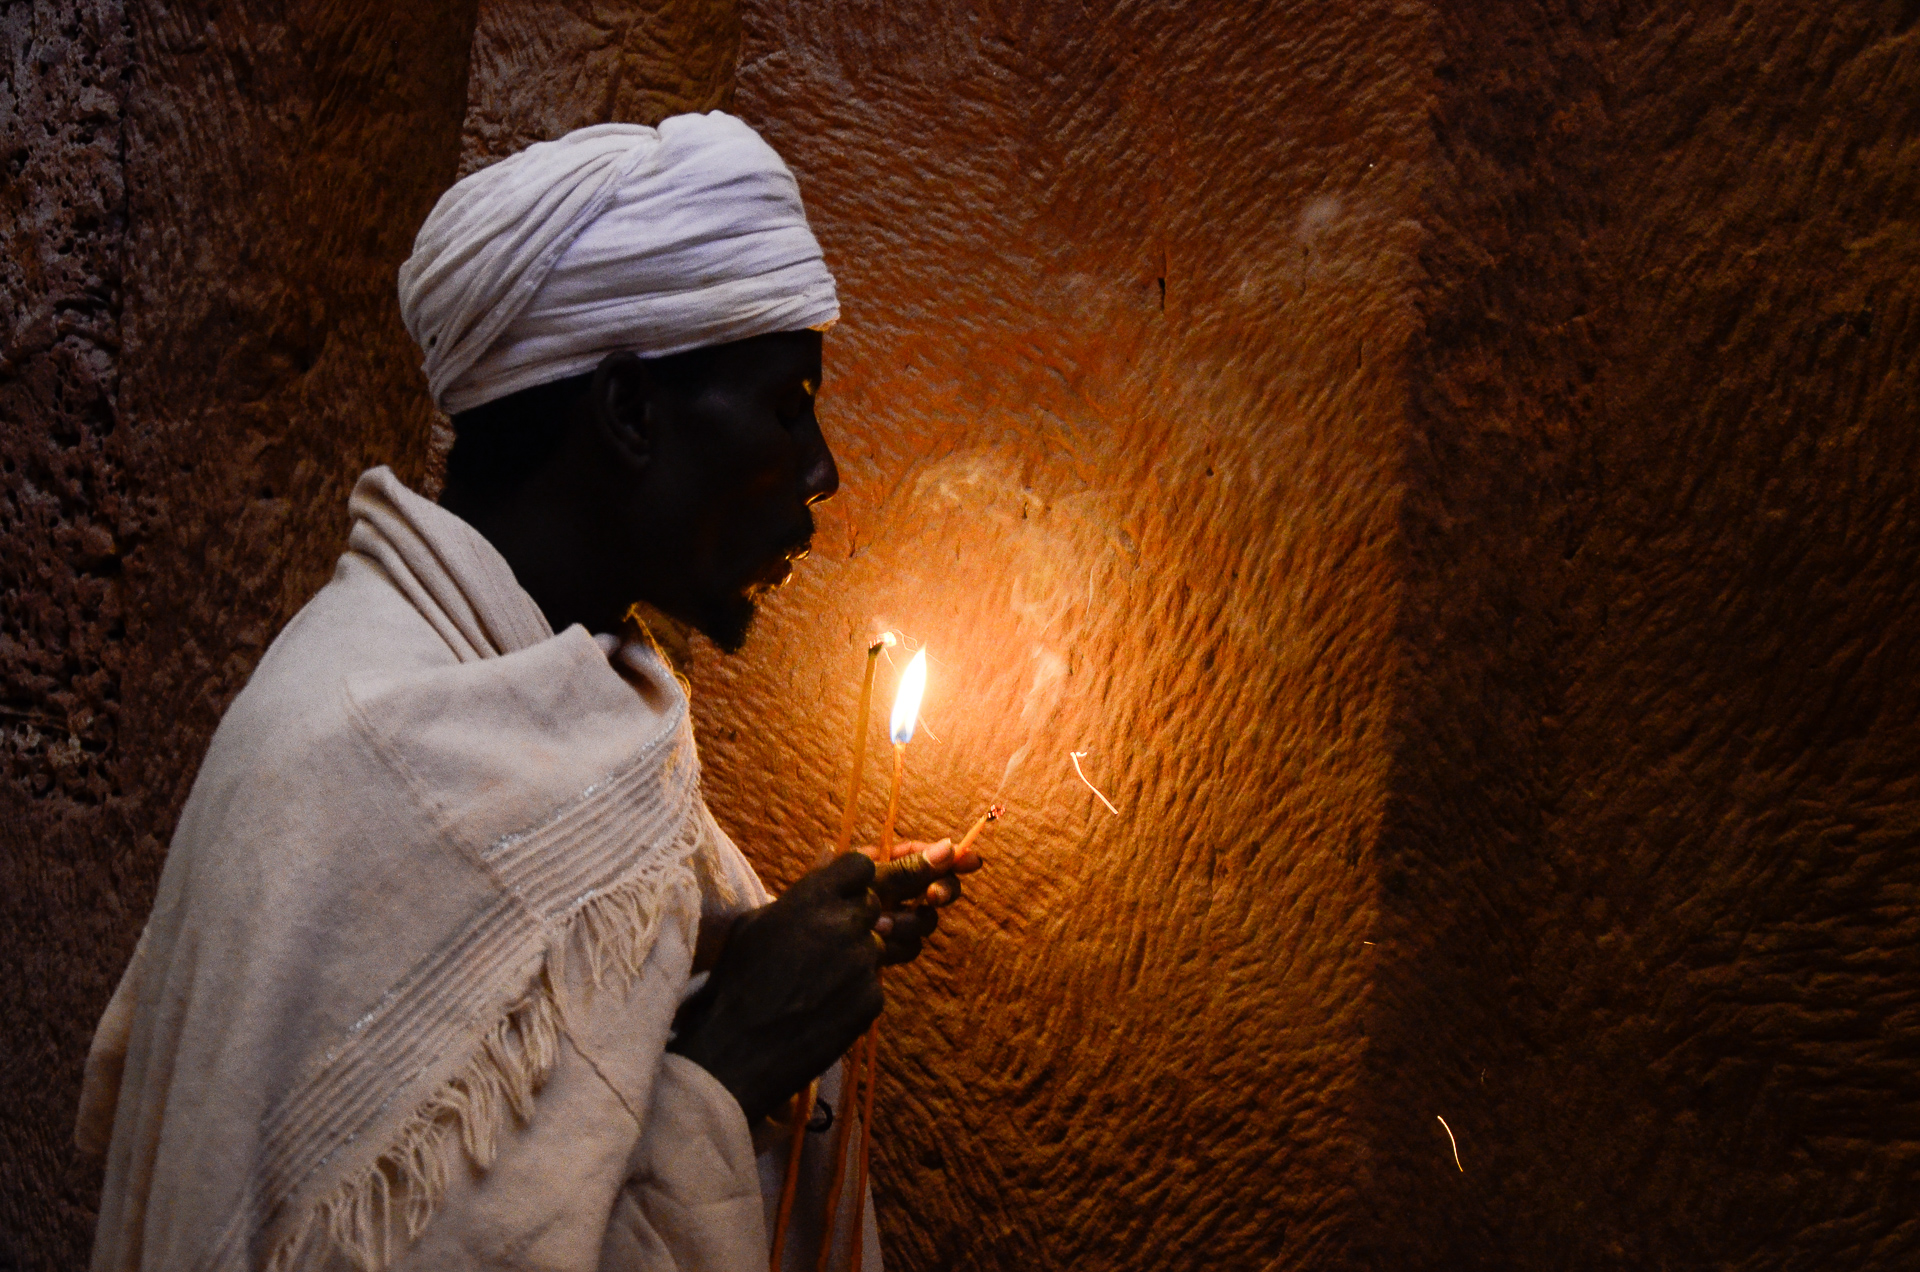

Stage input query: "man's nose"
[{"left": 802, "top": 439, "right": 840, "bottom": 505}]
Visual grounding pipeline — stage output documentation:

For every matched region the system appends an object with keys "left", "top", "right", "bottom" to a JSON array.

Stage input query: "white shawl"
[{"left": 76, "top": 468, "right": 877, "bottom": 1271}]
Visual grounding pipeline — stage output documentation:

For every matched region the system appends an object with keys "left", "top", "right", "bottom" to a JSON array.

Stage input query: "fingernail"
[
  {"left": 876, "top": 915, "right": 894, "bottom": 934},
  {"left": 925, "top": 842, "right": 953, "bottom": 868}
]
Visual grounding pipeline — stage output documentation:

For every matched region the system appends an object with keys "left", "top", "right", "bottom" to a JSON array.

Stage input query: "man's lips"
[{"left": 745, "top": 542, "right": 809, "bottom": 594}]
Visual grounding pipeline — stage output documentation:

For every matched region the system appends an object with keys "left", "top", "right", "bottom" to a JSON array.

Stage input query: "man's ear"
[{"left": 591, "top": 351, "right": 655, "bottom": 471}]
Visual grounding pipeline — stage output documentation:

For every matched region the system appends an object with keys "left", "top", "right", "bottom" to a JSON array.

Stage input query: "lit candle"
[
  {"left": 878, "top": 648, "right": 928, "bottom": 861},
  {"left": 829, "top": 634, "right": 895, "bottom": 862},
  {"left": 954, "top": 803, "right": 1005, "bottom": 856},
  {"left": 776, "top": 634, "right": 899, "bottom": 1271},
  {"left": 821, "top": 647, "right": 927, "bottom": 1272}
]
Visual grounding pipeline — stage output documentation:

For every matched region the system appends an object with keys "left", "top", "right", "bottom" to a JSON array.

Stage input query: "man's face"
[{"left": 619, "top": 330, "right": 838, "bottom": 652}]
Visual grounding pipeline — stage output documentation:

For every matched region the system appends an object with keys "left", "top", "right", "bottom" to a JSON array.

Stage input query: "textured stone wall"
[
  {"left": 460, "top": 0, "right": 738, "bottom": 176},
  {"left": 1380, "top": 3, "right": 1920, "bottom": 1266},
  {"left": 0, "top": 3, "right": 478, "bottom": 1266},
  {"left": 707, "top": 2, "right": 1427, "bottom": 1267},
  {"left": 713, "top": 1, "right": 1919, "bottom": 1268}
]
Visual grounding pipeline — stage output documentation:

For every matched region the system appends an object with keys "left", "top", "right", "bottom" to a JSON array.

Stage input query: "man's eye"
[{"left": 778, "top": 384, "right": 817, "bottom": 426}]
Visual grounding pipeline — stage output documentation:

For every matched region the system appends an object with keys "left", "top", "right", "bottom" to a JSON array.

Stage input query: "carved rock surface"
[
  {"left": 460, "top": 0, "right": 738, "bottom": 176},
  {"left": 0, "top": 3, "right": 477, "bottom": 1266},
  {"left": 707, "top": 2, "right": 1428, "bottom": 1267},
  {"left": 712, "top": 1, "right": 1920, "bottom": 1268}
]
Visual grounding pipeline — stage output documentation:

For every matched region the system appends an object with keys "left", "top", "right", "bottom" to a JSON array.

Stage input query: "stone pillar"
[{"left": 0, "top": 3, "right": 479, "bottom": 1265}]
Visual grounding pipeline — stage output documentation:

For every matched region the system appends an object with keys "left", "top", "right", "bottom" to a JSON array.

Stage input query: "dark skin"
[{"left": 440, "top": 330, "right": 980, "bottom": 1124}]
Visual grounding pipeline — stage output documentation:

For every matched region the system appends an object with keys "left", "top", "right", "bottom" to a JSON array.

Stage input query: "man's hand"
[{"left": 667, "top": 840, "right": 981, "bottom": 1124}]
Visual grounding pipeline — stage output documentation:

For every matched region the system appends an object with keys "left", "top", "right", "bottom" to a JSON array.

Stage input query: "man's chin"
[{"left": 691, "top": 591, "right": 758, "bottom": 655}]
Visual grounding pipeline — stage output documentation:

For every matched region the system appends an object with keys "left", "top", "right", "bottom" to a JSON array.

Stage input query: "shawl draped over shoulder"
[{"left": 75, "top": 468, "right": 878, "bottom": 1272}]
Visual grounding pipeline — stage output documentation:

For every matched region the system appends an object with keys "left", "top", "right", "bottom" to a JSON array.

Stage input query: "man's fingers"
[
  {"left": 926, "top": 876, "right": 961, "bottom": 907},
  {"left": 879, "top": 910, "right": 932, "bottom": 965},
  {"left": 819, "top": 850, "right": 877, "bottom": 896},
  {"left": 871, "top": 841, "right": 952, "bottom": 904},
  {"left": 880, "top": 933, "right": 924, "bottom": 966},
  {"left": 880, "top": 904, "right": 936, "bottom": 939}
]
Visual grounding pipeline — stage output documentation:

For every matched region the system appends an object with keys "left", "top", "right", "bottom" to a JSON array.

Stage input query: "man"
[{"left": 76, "top": 113, "right": 976, "bottom": 1271}]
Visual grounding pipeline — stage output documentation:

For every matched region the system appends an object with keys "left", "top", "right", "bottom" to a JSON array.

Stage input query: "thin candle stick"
[
  {"left": 879, "top": 743, "right": 905, "bottom": 862},
  {"left": 831, "top": 637, "right": 892, "bottom": 862},
  {"left": 777, "top": 637, "right": 890, "bottom": 1271},
  {"left": 844, "top": 1024, "right": 881, "bottom": 1272},
  {"left": 953, "top": 803, "right": 1004, "bottom": 856},
  {"left": 818, "top": 645, "right": 922, "bottom": 1268},
  {"left": 819, "top": 743, "right": 902, "bottom": 1266},
  {"left": 768, "top": 1080, "right": 816, "bottom": 1272},
  {"left": 813, "top": 1035, "right": 868, "bottom": 1272},
  {"left": 816, "top": 744, "right": 894, "bottom": 1268}
]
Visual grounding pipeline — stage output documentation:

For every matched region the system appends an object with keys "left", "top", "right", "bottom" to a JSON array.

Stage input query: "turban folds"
[{"left": 398, "top": 113, "right": 839, "bottom": 414}]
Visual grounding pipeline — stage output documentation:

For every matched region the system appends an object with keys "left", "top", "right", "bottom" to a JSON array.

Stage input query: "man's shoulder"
[
  {"left": 341, "top": 626, "right": 689, "bottom": 847},
  {"left": 222, "top": 554, "right": 459, "bottom": 749},
  {"left": 201, "top": 552, "right": 692, "bottom": 859}
]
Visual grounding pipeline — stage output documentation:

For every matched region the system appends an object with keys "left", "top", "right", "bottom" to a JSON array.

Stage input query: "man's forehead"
[
  {"left": 664, "top": 328, "right": 821, "bottom": 389},
  {"left": 723, "top": 328, "right": 821, "bottom": 374}
]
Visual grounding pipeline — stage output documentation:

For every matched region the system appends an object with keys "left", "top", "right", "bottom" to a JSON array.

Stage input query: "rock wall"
[
  {"left": 460, "top": 0, "right": 738, "bottom": 176},
  {"left": 708, "top": 1, "right": 1426, "bottom": 1267},
  {"left": 0, "top": 3, "right": 479, "bottom": 1266},
  {"left": 717, "top": 1, "right": 1919, "bottom": 1267},
  {"left": 1381, "top": 3, "right": 1920, "bottom": 1265}
]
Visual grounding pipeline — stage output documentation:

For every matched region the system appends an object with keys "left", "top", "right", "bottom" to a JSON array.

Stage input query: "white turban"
[{"left": 397, "top": 113, "right": 839, "bottom": 414}]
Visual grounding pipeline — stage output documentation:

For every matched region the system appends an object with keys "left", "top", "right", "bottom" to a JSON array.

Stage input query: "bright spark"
[
  {"left": 1069, "top": 751, "right": 1121, "bottom": 815},
  {"left": 1436, "top": 1115, "right": 1463, "bottom": 1172}
]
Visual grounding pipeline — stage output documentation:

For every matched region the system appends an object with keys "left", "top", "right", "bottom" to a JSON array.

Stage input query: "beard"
[
  {"left": 682, "top": 516, "right": 810, "bottom": 654},
  {"left": 689, "top": 586, "right": 758, "bottom": 654}
]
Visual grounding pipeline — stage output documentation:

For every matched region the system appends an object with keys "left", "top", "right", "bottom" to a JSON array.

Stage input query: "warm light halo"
[{"left": 889, "top": 649, "right": 928, "bottom": 744}]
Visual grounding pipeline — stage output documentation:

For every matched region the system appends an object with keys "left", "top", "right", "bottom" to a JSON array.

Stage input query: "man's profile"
[{"left": 74, "top": 112, "right": 976, "bottom": 1272}]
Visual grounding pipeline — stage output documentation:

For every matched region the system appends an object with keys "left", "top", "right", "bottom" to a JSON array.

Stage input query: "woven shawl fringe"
[{"left": 263, "top": 832, "right": 722, "bottom": 1272}]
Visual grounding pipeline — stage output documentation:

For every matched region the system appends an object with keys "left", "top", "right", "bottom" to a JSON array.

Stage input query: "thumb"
[
  {"left": 872, "top": 839, "right": 953, "bottom": 904},
  {"left": 817, "top": 850, "right": 877, "bottom": 897}
]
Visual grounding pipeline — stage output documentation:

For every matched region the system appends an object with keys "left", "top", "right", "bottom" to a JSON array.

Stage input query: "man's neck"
[{"left": 439, "top": 475, "right": 611, "bottom": 634}]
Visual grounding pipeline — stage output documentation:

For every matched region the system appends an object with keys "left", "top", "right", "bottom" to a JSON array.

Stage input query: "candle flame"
[{"left": 889, "top": 648, "right": 928, "bottom": 745}]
